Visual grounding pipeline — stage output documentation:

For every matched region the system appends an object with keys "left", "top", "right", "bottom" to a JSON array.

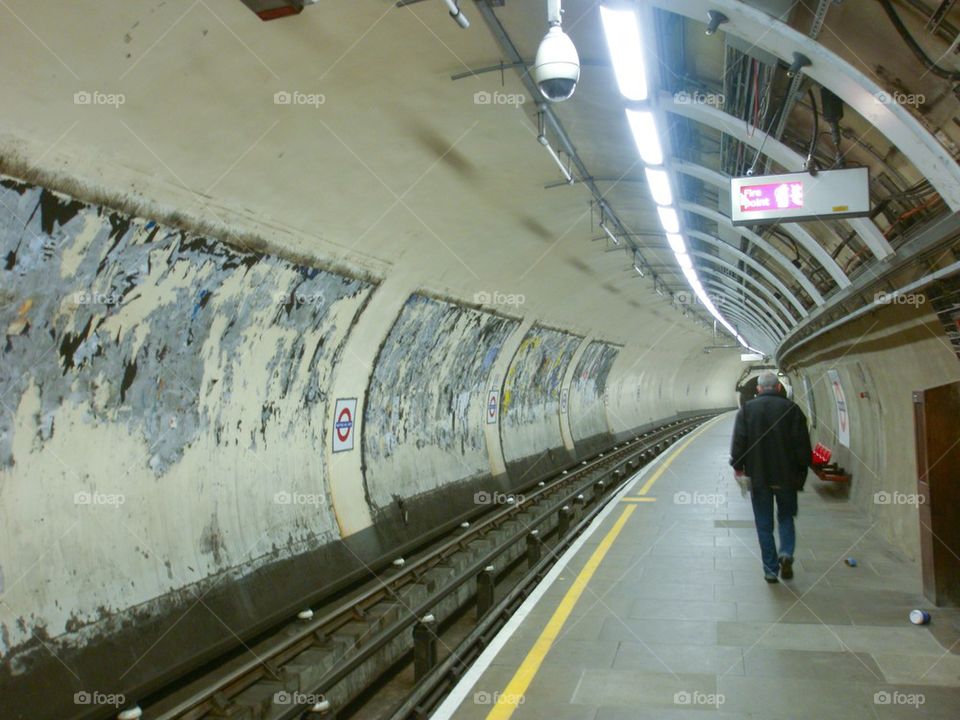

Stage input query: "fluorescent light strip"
[
  {"left": 666, "top": 233, "right": 685, "bottom": 254},
  {"left": 657, "top": 206, "right": 679, "bottom": 234},
  {"left": 599, "top": 6, "right": 648, "bottom": 101},
  {"left": 645, "top": 167, "right": 672, "bottom": 206},
  {"left": 625, "top": 109, "right": 663, "bottom": 165}
]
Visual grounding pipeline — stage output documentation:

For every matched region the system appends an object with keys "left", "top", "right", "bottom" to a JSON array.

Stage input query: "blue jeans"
[{"left": 750, "top": 483, "right": 797, "bottom": 575}]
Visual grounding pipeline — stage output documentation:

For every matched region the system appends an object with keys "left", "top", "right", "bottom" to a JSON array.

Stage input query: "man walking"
[{"left": 730, "top": 372, "right": 812, "bottom": 583}]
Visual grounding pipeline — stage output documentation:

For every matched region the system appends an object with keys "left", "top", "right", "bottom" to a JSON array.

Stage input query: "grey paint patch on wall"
[
  {"left": 568, "top": 341, "right": 620, "bottom": 442},
  {"left": 0, "top": 177, "right": 372, "bottom": 656},
  {"left": 363, "top": 294, "right": 518, "bottom": 509},
  {"left": 500, "top": 326, "right": 582, "bottom": 464}
]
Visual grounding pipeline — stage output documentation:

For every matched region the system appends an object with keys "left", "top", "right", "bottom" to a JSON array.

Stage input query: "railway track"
[{"left": 130, "top": 413, "right": 717, "bottom": 720}]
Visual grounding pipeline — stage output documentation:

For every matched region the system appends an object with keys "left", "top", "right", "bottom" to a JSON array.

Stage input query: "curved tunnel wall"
[
  {"left": 568, "top": 340, "right": 621, "bottom": 457},
  {"left": 785, "top": 298, "right": 960, "bottom": 562},
  {"left": 362, "top": 293, "right": 518, "bottom": 517},
  {"left": 499, "top": 326, "right": 583, "bottom": 480},
  {"left": 0, "top": 175, "right": 739, "bottom": 715}
]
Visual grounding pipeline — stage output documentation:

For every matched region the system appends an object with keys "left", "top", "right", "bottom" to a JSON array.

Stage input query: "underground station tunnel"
[{"left": 2, "top": 0, "right": 960, "bottom": 718}]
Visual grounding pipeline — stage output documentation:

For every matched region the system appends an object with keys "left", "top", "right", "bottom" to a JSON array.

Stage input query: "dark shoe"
[
  {"left": 779, "top": 556, "right": 794, "bottom": 580},
  {"left": 764, "top": 572, "right": 779, "bottom": 583}
]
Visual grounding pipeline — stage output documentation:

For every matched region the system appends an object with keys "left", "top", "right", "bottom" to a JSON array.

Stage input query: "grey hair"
[{"left": 757, "top": 372, "right": 779, "bottom": 390}]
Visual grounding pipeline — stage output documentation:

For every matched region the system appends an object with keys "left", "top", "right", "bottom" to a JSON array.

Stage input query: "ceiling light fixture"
[
  {"left": 633, "top": 251, "right": 645, "bottom": 276},
  {"left": 625, "top": 109, "right": 663, "bottom": 165},
  {"left": 442, "top": 0, "right": 470, "bottom": 28},
  {"left": 600, "top": 221, "right": 619, "bottom": 245},
  {"left": 538, "top": 132, "right": 574, "bottom": 184},
  {"left": 666, "top": 233, "right": 686, "bottom": 254},
  {"left": 657, "top": 206, "right": 680, "bottom": 234},
  {"left": 644, "top": 167, "right": 673, "bottom": 206},
  {"left": 599, "top": 5, "right": 648, "bottom": 101}
]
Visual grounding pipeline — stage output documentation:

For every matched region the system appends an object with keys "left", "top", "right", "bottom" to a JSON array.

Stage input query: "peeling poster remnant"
[
  {"left": 363, "top": 294, "right": 518, "bottom": 508},
  {"left": 500, "top": 326, "right": 581, "bottom": 465}
]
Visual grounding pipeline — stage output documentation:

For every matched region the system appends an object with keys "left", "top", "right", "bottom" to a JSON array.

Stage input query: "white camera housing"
[{"left": 533, "top": 25, "right": 580, "bottom": 102}]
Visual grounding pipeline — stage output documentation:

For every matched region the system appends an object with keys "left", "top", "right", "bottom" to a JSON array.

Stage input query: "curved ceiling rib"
[
  {"left": 711, "top": 303, "right": 780, "bottom": 347},
  {"left": 680, "top": 202, "right": 824, "bottom": 307},
  {"left": 689, "top": 251, "right": 799, "bottom": 326},
  {"left": 672, "top": 162, "right": 843, "bottom": 295},
  {"left": 721, "top": 309, "right": 780, "bottom": 346},
  {"left": 649, "top": 0, "right": 960, "bottom": 214},
  {"left": 696, "top": 270, "right": 790, "bottom": 340},
  {"left": 661, "top": 92, "right": 894, "bottom": 261},
  {"left": 698, "top": 272, "right": 789, "bottom": 336},
  {"left": 701, "top": 280, "right": 788, "bottom": 339},
  {"left": 685, "top": 229, "right": 808, "bottom": 317}
]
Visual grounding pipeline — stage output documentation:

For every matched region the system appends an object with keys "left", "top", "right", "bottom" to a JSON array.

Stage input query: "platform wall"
[
  {"left": 0, "top": 176, "right": 741, "bottom": 718},
  {"left": 786, "top": 300, "right": 960, "bottom": 562}
]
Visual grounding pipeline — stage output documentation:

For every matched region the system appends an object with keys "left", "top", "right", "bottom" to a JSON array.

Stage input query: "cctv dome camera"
[{"left": 533, "top": 25, "right": 580, "bottom": 102}]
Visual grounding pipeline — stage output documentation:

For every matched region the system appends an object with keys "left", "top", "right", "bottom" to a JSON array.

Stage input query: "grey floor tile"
[
  {"left": 599, "top": 617, "right": 718, "bottom": 646},
  {"left": 832, "top": 625, "right": 948, "bottom": 655},
  {"left": 717, "top": 675, "right": 880, "bottom": 719},
  {"left": 627, "top": 598, "right": 738, "bottom": 621},
  {"left": 742, "top": 647, "right": 884, "bottom": 681},
  {"left": 872, "top": 652, "right": 960, "bottom": 686},
  {"left": 595, "top": 709, "right": 750, "bottom": 720},
  {"left": 571, "top": 669, "right": 719, "bottom": 708},
  {"left": 718, "top": 621, "right": 845, "bottom": 651},
  {"left": 613, "top": 641, "right": 744, "bottom": 675}
]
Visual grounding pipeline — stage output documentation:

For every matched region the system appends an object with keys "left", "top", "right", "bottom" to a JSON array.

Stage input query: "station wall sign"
[
  {"left": 826, "top": 370, "right": 850, "bottom": 448},
  {"left": 731, "top": 167, "right": 869, "bottom": 225},
  {"left": 333, "top": 398, "right": 357, "bottom": 452},
  {"left": 486, "top": 390, "right": 499, "bottom": 425}
]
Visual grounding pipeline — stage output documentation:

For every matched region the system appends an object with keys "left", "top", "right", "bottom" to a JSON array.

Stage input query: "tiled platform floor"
[{"left": 443, "top": 413, "right": 960, "bottom": 720}]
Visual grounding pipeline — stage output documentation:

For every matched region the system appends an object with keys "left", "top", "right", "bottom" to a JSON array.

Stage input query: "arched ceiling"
[{"left": 0, "top": 0, "right": 957, "bottom": 358}]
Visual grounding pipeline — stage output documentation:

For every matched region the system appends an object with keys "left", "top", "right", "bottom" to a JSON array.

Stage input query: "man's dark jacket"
[{"left": 730, "top": 391, "right": 812, "bottom": 490}]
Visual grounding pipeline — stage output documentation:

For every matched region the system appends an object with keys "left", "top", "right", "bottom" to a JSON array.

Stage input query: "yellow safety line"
[
  {"left": 483, "top": 414, "right": 723, "bottom": 719},
  {"left": 621, "top": 496, "right": 657, "bottom": 502},
  {"left": 485, "top": 503, "right": 637, "bottom": 719}
]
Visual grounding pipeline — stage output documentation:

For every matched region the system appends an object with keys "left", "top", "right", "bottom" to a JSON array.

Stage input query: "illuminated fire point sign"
[
  {"left": 739, "top": 181, "right": 804, "bottom": 212},
  {"left": 332, "top": 398, "right": 357, "bottom": 452},
  {"left": 730, "top": 167, "right": 870, "bottom": 225}
]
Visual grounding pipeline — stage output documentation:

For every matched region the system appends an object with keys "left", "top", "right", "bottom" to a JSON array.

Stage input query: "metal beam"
[
  {"left": 719, "top": 306, "right": 780, "bottom": 348},
  {"left": 684, "top": 226, "right": 809, "bottom": 316},
  {"left": 697, "top": 264, "right": 792, "bottom": 336},
  {"left": 687, "top": 229, "right": 808, "bottom": 318},
  {"left": 701, "top": 278, "right": 788, "bottom": 339},
  {"left": 649, "top": 0, "right": 960, "bottom": 214},
  {"left": 690, "top": 251, "right": 799, "bottom": 326},
  {"left": 700, "top": 271, "right": 789, "bottom": 335},
  {"left": 672, "top": 161, "right": 845, "bottom": 293},
  {"left": 661, "top": 91, "right": 895, "bottom": 260},
  {"left": 714, "top": 304, "right": 779, "bottom": 349}
]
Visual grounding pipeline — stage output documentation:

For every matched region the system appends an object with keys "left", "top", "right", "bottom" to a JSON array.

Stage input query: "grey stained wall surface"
[
  {"left": 362, "top": 294, "right": 519, "bottom": 511},
  {"left": 499, "top": 326, "right": 582, "bottom": 477},
  {"left": 0, "top": 177, "right": 372, "bottom": 673},
  {"left": 568, "top": 341, "right": 620, "bottom": 455}
]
